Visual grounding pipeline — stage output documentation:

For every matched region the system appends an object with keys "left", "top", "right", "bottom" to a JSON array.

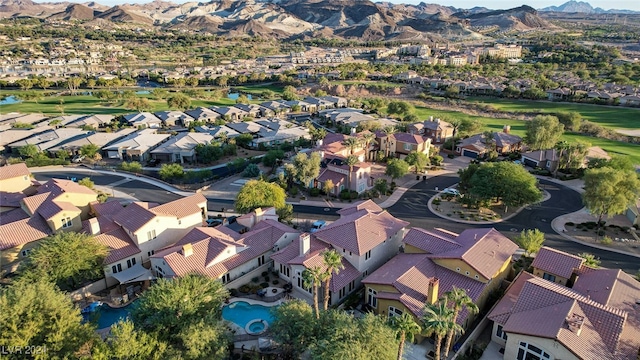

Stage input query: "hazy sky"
[{"left": 33, "top": 0, "right": 640, "bottom": 12}]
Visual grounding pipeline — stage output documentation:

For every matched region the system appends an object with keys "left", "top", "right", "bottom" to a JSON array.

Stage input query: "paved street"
[{"left": 32, "top": 167, "right": 640, "bottom": 273}]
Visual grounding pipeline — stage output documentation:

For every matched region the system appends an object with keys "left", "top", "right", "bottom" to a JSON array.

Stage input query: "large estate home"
[
  {"left": 488, "top": 247, "right": 640, "bottom": 360},
  {"left": 272, "top": 200, "right": 409, "bottom": 306},
  {"left": 0, "top": 168, "right": 98, "bottom": 273},
  {"left": 150, "top": 207, "right": 299, "bottom": 288},
  {"left": 456, "top": 126, "right": 522, "bottom": 158},
  {"left": 85, "top": 194, "right": 208, "bottom": 286},
  {"left": 363, "top": 227, "right": 518, "bottom": 342},
  {"left": 408, "top": 118, "right": 454, "bottom": 149}
]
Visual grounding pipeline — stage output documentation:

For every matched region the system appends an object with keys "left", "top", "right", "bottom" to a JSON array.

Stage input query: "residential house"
[
  {"left": 363, "top": 227, "right": 518, "bottom": 341},
  {"left": 625, "top": 199, "right": 640, "bottom": 227},
  {"left": 1, "top": 178, "right": 98, "bottom": 273},
  {"left": 521, "top": 149, "right": 560, "bottom": 171},
  {"left": 316, "top": 156, "right": 373, "bottom": 195},
  {"left": 185, "top": 107, "right": 221, "bottom": 123},
  {"left": 394, "top": 71, "right": 419, "bottom": 82},
  {"left": 620, "top": 95, "right": 640, "bottom": 106},
  {"left": 102, "top": 129, "right": 171, "bottom": 162},
  {"left": 48, "top": 128, "right": 136, "bottom": 156},
  {"left": 8, "top": 128, "right": 92, "bottom": 154},
  {"left": 154, "top": 111, "right": 195, "bottom": 127},
  {"left": 272, "top": 200, "right": 409, "bottom": 306},
  {"left": 259, "top": 101, "right": 290, "bottom": 114},
  {"left": 0, "top": 163, "right": 32, "bottom": 194},
  {"left": 456, "top": 126, "right": 522, "bottom": 158},
  {"left": 195, "top": 125, "right": 241, "bottom": 139},
  {"left": 63, "top": 114, "right": 114, "bottom": 129},
  {"left": 150, "top": 132, "right": 214, "bottom": 163},
  {"left": 388, "top": 133, "right": 432, "bottom": 159},
  {"left": 0, "top": 127, "right": 53, "bottom": 152},
  {"left": 211, "top": 106, "right": 248, "bottom": 122},
  {"left": 251, "top": 119, "right": 310, "bottom": 148},
  {"left": 546, "top": 88, "right": 572, "bottom": 101},
  {"left": 0, "top": 113, "right": 48, "bottom": 127},
  {"left": 88, "top": 194, "right": 208, "bottom": 286},
  {"left": 319, "top": 96, "right": 348, "bottom": 108},
  {"left": 303, "top": 97, "right": 335, "bottom": 111},
  {"left": 225, "top": 121, "right": 264, "bottom": 138},
  {"left": 530, "top": 246, "right": 585, "bottom": 286},
  {"left": 488, "top": 266, "right": 640, "bottom": 360},
  {"left": 151, "top": 207, "right": 299, "bottom": 288},
  {"left": 234, "top": 104, "right": 268, "bottom": 118},
  {"left": 123, "top": 112, "right": 162, "bottom": 129},
  {"left": 279, "top": 100, "right": 316, "bottom": 113},
  {"left": 408, "top": 118, "right": 454, "bottom": 148}
]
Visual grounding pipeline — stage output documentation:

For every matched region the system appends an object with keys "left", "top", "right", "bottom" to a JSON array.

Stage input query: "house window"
[
  {"left": 126, "top": 257, "right": 137, "bottom": 268},
  {"left": 61, "top": 217, "right": 72, "bottom": 228},
  {"left": 367, "top": 288, "right": 377, "bottom": 308},
  {"left": 147, "top": 250, "right": 155, "bottom": 257},
  {"left": 388, "top": 306, "right": 403, "bottom": 317},
  {"left": 222, "top": 273, "right": 230, "bottom": 284},
  {"left": 112, "top": 264, "right": 122, "bottom": 274},
  {"left": 147, "top": 230, "right": 157, "bottom": 241},
  {"left": 365, "top": 250, "right": 371, "bottom": 260},
  {"left": 517, "top": 342, "right": 550, "bottom": 360},
  {"left": 21, "top": 249, "right": 31, "bottom": 257},
  {"left": 403, "top": 143, "right": 412, "bottom": 151},
  {"left": 542, "top": 273, "right": 556, "bottom": 282},
  {"left": 258, "top": 255, "right": 265, "bottom": 266},
  {"left": 339, "top": 287, "right": 346, "bottom": 299},
  {"left": 496, "top": 325, "right": 508, "bottom": 341}
]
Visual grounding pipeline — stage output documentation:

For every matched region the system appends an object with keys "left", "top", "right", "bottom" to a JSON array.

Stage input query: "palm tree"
[
  {"left": 321, "top": 249, "right": 344, "bottom": 311},
  {"left": 345, "top": 155, "right": 359, "bottom": 194},
  {"left": 383, "top": 126, "right": 397, "bottom": 158},
  {"left": 390, "top": 313, "right": 422, "bottom": 360},
  {"left": 422, "top": 301, "right": 460, "bottom": 360},
  {"left": 449, "top": 119, "right": 462, "bottom": 153},
  {"left": 361, "top": 132, "right": 377, "bottom": 161},
  {"left": 342, "top": 137, "right": 361, "bottom": 155},
  {"left": 442, "top": 287, "right": 479, "bottom": 357},
  {"left": 578, "top": 253, "right": 600, "bottom": 268},
  {"left": 302, "top": 266, "right": 324, "bottom": 319}
]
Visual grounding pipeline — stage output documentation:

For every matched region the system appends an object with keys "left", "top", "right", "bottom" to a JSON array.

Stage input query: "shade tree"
[
  {"left": 235, "top": 179, "right": 287, "bottom": 213},
  {"left": 524, "top": 115, "right": 565, "bottom": 150}
]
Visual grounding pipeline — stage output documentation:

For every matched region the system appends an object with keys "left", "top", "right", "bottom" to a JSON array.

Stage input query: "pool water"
[
  {"left": 83, "top": 303, "right": 133, "bottom": 329},
  {"left": 0, "top": 96, "right": 22, "bottom": 105},
  {"left": 227, "top": 93, "right": 252, "bottom": 101},
  {"left": 222, "top": 301, "right": 275, "bottom": 328}
]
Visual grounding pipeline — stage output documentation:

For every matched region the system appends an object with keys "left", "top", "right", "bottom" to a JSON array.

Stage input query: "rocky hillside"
[{"left": 0, "top": 0, "right": 561, "bottom": 40}]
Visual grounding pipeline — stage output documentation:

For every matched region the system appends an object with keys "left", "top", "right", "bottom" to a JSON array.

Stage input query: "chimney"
[
  {"left": 182, "top": 244, "right": 193, "bottom": 257},
  {"left": 503, "top": 125, "right": 511, "bottom": 134},
  {"left": 429, "top": 116, "right": 434, "bottom": 121},
  {"left": 436, "top": 118, "right": 440, "bottom": 124},
  {"left": 299, "top": 233, "right": 310, "bottom": 256},
  {"left": 427, "top": 278, "right": 440, "bottom": 304},
  {"left": 566, "top": 314, "right": 584, "bottom": 336},
  {"left": 88, "top": 218, "right": 100, "bottom": 235},
  {"left": 350, "top": 127, "right": 356, "bottom": 135}
]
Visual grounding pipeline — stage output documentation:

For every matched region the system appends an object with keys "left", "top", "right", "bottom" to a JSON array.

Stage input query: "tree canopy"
[
  {"left": 235, "top": 179, "right": 287, "bottom": 213},
  {"left": 386, "top": 158, "right": 410, "bottom": 182},
  {"left": 167, "top": 93, "right": 192, "bottom": 110},
  {"left": 158, "top": 163, "right": 185, "bottom": 181},
  {"left": 582, "top": 166, "right": 640, "bottom": 226},
  {"left": 405, "top": 151, "right": 430, "bottom": 174},
  {"left": 131, "top": 273, "right": 230, "bottom": 358},
  {"left": 0, "top": 280, "right": 99, "bottom": 358},
  {"left": 18, "top": 232, "right": 107, "bottom": 291},
  {"left": 291, "top": 152, "right": 322, "bottom": 188},
  {"left": 515, "top": 229, "right": 546, "bottom": 257},
  {"left": 524, "top": 115, "right": 565, "bottom": 150}
]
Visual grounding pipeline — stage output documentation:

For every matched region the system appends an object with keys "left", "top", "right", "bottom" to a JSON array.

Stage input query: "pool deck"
[{"left": 225, "top": 292, "right": 283, "bottom": 345}]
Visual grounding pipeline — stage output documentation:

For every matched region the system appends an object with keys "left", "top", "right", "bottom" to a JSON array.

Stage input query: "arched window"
[{"left": 517, "top": 342, "right": 551, "bottom": 360}]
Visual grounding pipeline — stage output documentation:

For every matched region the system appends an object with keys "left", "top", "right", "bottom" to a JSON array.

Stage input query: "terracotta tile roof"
[
  {"left": 156, "top": 221, "right": 297, "bottom": 279},
  {"left": 0, "top": 192, "right": 26, "bottom": 208},
  {"left": 336, "top": 199, "right": 383, "bottom": 216},
  {"left": 364, "top": 253, "right": 485, "bottom": 321},
  {"left": 21, "top": 192, "right": 50, "bottom": 215},
  {"left": 271, "top": 235, "right": 326, "bottom": 266},
  {"left": 316, "top": 168, "right": 346, "bottom": 184},
  {"left": 0, "top": 163, "right": 30, "bottom": 181},
  {"left": 0, "top": 214, "right": 52, "bottom": 250},
  {"left": 403, "top": 227, "right": 462, "bottom": 254},
  {"left": 490, "top": 274, "right": 634, "bottom": 360},
  {"left": 313, "top": 208, "right": 408, "bottom": 255},
  {"left": 91, "top": 200, "right": 124, "bottom": 220},
  {"left": 36, "top": 198, "right": 79, "bottom": 220},
  {"left": 0, "top": 208, "right": 29, "bottom": 225},
  {"left": 428, "top": 228, "right": 518, "bottom": 279},
  {"left": 94, "top": 227, "right": 141, "bottom": 264},
  {"left": 392, "top": 133, "right": 427, "bottom": 145},
  {"left": 37, "top": 178, "right": 96, "bottom": 197},
  {"left": 532, "top": 246, "right": 584, "bottom": 279},
  {"left": 149, "top": 193, "right": 207, "bottom": 219},
  {"left": 111, "top": 202, "right": 157, "bottom": 233}
]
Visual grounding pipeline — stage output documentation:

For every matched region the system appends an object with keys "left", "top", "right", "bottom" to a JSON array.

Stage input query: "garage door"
[
  {"left": 462, "top": 149, "right": 479, "bottom": 158},
  {"left": 523, "top": 158, "right": 538, "bottom": 168}
]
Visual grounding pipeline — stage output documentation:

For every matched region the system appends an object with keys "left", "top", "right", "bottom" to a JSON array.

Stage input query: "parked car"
[
  {"left": 206, "top": 218, "right": 223, "bottom": 227},
  {"left": 310, "top": 220, "right": 327, "bottom": 233},
  {"left": 442, "top": 188, "right": 461, "bottom": 196},
  {"left": 146, "top": 159, "right": 160, "bottom": 167},
  {"left": 72, "top": 155, "right": 85, "bottom": 163}
]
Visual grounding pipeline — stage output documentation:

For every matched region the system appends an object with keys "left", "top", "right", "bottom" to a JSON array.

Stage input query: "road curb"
[{"left": 551, "top": 210, "right": 640, "bottom": 259}]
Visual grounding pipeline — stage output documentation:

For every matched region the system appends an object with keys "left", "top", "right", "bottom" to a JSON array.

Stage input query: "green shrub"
[
  {"left": 261, "top": 271, "right": 268, "bottom": 277},
  {"left": 289, "top": 187, "right": 299, "bottom": 196},
  {"left": 601, "top": 236, "right": 613, "bottom": 245},
  {"left": 251, "top": 276, "right": 259, "bottom": 283},
  {"left": 597, "top": 229, "right": 605, "bottom": 236},
  {"left": 239, "top": 285, "right": 250, "bottom": 293},
  {"left": 264, "top": 276, "right": 270, "bottom": 282},
  {"left": 272, "top": 279, "right": 279, "bottom": 285},
  {"left": 433, "top": 198, "right": 441, "bottom": 205},
  {"left": 309, "top": 188, "right": 320, "bottom": 197},
  {"left": 566, "top": 222, "right": 575, "bottom": 226},
  {"left": 260, "top": 282, "right": 269, "bottom": 289},
  {"left": 229, "top": 289, "right": 238, "bottom": 296}
]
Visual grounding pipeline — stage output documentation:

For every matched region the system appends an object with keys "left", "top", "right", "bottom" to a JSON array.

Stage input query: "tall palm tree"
[
  {"left": 390, "top": 313, "right": 422, "bottom": 360},
  {"left": 383, "top": 125, "right": 397, "bottom": 158},
  {"left": 345, "top": 155, "right": 359, "bottom": 194},
  {"left": 302, "top": 266, "right": 324, "bottom": 319},
  {"left": 321, "top": 249, "right": 344, "bottom": 311},
  {"left": 442, "top": 287, "right": 479, "bottom": 357},
  {"left": 422, "top": 301, "right": 460, "bottom": 360},
  {"left": 342, "top": 137, "right": 361, "bottom": 155},
  {"left": 361, "top": 132, "right": 377, "bottom": 161},
  {"left": 449, "top": 119, "right": 462, "bottom": 153}
]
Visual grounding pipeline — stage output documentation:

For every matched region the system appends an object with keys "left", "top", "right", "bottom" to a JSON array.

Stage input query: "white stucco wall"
[{"left": 503, "top": 333, "right": 578, "bottom": 360}]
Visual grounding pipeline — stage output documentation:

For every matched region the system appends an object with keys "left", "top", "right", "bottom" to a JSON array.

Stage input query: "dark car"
[{"left": 146, "top": 159, "right": 160, "bottom": 167}]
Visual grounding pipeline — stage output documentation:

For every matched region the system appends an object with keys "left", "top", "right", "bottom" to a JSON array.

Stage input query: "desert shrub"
[
  {"left": 433, "top": 198, "right": 441, "bottom": 206},
  {"left": 597, "top": 229, "right": 605, "bottom": 236},
  {"left": 601, "top": 236, "right": 613, "bottom": 245},
  {"left": 239, "top": 285, "right": 250, "bottom": 293},
  {"left": 566, "top": 222, "right": 575, "bottom": 226},
  {"left": 309, "top": 188, "right": 320, "bottom": 197},
  {"left": 242, "top": 163, "right": 261, "bottom": 177},
  {"left": 289, "top": 187, "right": 298, "bottom": 196}
]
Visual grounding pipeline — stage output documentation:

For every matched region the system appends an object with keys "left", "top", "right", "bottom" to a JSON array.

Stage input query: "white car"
[{"left": 442, "top": 188, "right": 461, "bottom": 196}]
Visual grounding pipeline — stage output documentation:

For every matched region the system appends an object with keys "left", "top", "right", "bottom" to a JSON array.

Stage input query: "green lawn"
[
  {"left": 467, "top": 97, "right": 640, "bottom": 130},
  {"left": 232, "top": 83, "right": 284, "bottom": 95}
]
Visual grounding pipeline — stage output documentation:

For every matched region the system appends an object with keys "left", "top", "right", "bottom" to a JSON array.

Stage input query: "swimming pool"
[
  {"left": 83, "top": 303, "right": 133, "bottom": 329},
  {"left": 222, "top": 301, "right": 276, "bottom": 334}
]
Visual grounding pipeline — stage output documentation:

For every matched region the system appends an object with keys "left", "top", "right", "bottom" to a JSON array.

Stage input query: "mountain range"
[
  {"left": 539, "top": 1, "right": 640, "bottom": 14},
  {"left": 0, "top": 0, "right": 635, "bottom": 42}
]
